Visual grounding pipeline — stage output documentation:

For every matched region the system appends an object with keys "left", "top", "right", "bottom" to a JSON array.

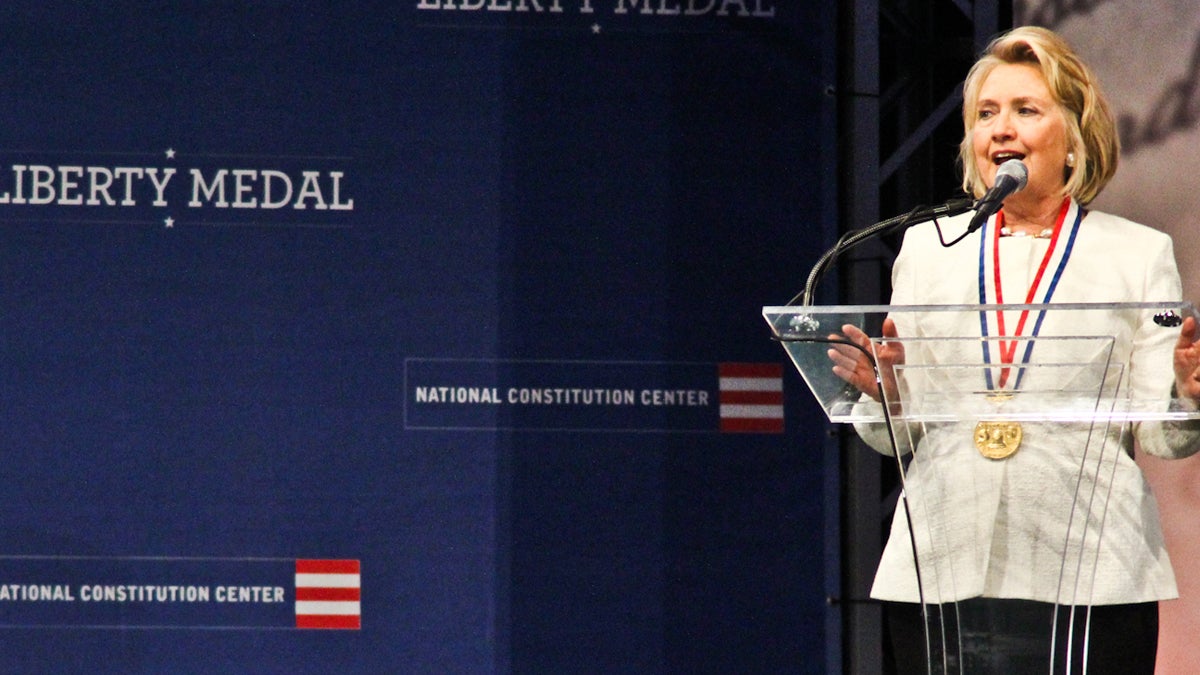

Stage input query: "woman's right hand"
[{"left": 827, "top": 318, "right": 904, "bottom": 403}]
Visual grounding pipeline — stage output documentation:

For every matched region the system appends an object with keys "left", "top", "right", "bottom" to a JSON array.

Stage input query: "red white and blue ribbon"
[{"left": 976, "top": 197, "right": 1083, "bottom": 390}]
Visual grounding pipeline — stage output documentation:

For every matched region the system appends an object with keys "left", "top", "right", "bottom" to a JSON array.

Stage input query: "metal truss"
[{"left": 834, "top": 1, "right": 1009, "bottom": 672}]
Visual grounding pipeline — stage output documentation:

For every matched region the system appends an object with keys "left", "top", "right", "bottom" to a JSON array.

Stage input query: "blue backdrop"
[{"left": 0, "top": 3, "right": 837, "bottom": 672}]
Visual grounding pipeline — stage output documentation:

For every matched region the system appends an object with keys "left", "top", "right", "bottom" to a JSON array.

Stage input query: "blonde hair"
[{"left": 958, "top": 26, "right": 1118, "bottom": 205}]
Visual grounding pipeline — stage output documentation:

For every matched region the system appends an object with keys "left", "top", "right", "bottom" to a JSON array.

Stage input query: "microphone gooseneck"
[{"left": 789, "top": 197, "right": 974, "bottom": 306}]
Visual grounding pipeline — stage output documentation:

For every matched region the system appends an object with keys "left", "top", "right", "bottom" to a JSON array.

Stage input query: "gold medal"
[{"left": 974, "top": 420, "right": 1022, "bottom": 460}]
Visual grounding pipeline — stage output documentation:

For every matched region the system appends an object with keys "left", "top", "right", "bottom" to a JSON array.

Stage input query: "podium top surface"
[{"left": 763, "top": 302, "right": 1200, "bottom": 424}]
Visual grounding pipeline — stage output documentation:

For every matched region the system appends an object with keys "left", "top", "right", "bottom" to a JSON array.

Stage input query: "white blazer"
[{"left": 855, "top": 203, "right": 1199, "bottom": 605}]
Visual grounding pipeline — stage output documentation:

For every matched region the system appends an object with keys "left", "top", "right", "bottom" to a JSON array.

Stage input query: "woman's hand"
[
  {"left": 827, "top": 318, "right": 904, "bottom": 403},
  {"left": 1174, "top": 316, "right": 1200, "bottom": 402}
]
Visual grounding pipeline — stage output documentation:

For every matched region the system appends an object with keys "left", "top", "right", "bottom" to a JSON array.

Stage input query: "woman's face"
[{"left": 972, "top": 62, "right": 1071, "bottom": 202}]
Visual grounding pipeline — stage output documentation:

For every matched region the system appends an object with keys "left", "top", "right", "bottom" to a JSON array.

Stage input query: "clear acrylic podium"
[{"left": 764, "top": 301, "right": 1200, "bottom": 674}]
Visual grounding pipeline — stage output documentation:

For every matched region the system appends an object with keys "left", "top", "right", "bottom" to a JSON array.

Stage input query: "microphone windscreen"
[{"left": 996, "top": 159, "right": 1028, "bottom": 191}]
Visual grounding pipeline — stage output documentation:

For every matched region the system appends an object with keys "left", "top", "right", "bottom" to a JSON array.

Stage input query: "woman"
[{"left": 829, "top": 26, "right": 1200, "bottom": 673}]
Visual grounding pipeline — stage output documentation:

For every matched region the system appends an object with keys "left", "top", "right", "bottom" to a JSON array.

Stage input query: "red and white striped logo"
[
  {"left": 718, "top": 363, "right": 784, "bottom": 433},
  {"left": 295, "top": 559, "right": 361, "bottom": 629}
]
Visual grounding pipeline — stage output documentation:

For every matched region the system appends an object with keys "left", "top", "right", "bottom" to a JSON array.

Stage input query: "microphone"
[{"left": 966, "top": 159, "right": 1028, "bottom": 233}]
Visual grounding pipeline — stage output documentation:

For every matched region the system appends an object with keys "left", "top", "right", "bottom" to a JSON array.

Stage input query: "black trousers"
[{"left": 884, "top": 598, "right": 1158, "bottom": 674}]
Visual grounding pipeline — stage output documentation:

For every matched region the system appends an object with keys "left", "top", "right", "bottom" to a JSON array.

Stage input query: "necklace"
[{"left": 999, "top": 225, "right": 1055, "bottom": 239}]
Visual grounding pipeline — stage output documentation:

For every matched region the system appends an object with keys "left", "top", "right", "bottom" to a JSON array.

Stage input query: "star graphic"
[
  {"left": 164, "top": 216, "right": 175, "bottom": 228},
  {"left": 591, "top": 23, "right": 601, "bottom": 34},
  {"left": 165, "top": 148, "right": 176, "bottom": 159}
]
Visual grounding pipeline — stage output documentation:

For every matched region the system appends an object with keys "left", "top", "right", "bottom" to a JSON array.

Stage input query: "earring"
[{"left": 1066, "top": 152, "right": 1076, "bottom": 167}]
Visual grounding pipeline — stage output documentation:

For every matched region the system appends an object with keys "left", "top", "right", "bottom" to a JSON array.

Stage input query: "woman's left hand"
[{"left": 1174, "top": 316, "right": 1200, "bottom": 401}]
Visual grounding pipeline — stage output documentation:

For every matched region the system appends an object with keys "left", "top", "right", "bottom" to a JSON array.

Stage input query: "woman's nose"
[{"left": 991, "top": 111, "right": 1015, "bottom": 140}]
